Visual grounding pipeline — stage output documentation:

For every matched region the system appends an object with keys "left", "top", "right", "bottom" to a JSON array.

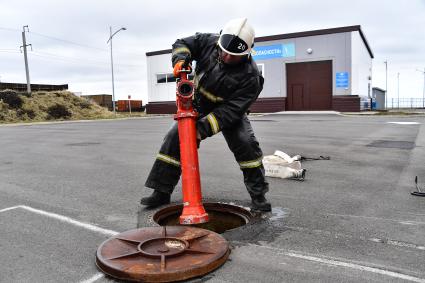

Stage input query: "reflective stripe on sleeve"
[
  {"left": 156, "top": 153, "right": 180, "bottom": 167},
  {"left": 239, "top": 157, "right": 263, "bottom": 169},
  {"left": 199, "top": 87, "right": 224, "bottom": 103},
  {"left": 172, "top": 47, "right": 191, "bottom": 56},
  {"left": 206, "top": 113, "right": 220, "bottom": 135}
]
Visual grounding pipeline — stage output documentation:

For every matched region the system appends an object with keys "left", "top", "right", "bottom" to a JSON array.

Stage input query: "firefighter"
[{"left": 141, "top": 18, "right": 271, "bottom": 211}]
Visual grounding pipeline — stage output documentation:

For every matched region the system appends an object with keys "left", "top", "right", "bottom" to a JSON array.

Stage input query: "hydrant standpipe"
[{"left": 174, "top": 59, "right": 209, "bottom": 224}]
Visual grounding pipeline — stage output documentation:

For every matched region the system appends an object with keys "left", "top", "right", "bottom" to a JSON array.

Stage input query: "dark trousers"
[{"left": 145, "top": 115, "right": 269, "bottom": 198}]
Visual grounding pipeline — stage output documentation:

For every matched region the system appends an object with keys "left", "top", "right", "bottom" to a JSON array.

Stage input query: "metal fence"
[{"left": 387, "top": 98, "right": 425, "bottom": 109}]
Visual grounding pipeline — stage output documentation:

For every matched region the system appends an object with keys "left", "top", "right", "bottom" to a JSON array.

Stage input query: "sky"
[{"left": 0, "top": 0, "right": 424, "bottom": 104}]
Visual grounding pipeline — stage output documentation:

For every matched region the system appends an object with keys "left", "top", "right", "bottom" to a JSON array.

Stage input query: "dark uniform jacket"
[{"left": 172, "top": 33, "right": 264, "bottom": 140}]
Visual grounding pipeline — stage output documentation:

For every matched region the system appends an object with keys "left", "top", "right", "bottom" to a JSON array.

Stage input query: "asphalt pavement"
[{"left": 0, "top": 113, "right": 424, "bottom": 282}]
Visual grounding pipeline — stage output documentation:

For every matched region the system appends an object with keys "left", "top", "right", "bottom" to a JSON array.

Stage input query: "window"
[
  {"left": 156, "top": 73, "right": 194, "bottom": 84},
  {"left": 166, "top": 74, "right": 176, "bottom": 83},
  {"left": 156, "top": 74, "right": 167, "bottom": 83},
  {"left": 257, "top": 63, "right": 265, "bottom": 77}
]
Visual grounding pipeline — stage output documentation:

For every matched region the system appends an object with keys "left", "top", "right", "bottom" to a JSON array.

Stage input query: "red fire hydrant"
[{"left": 175, "top": 60, "right": 209, "bottom": 224}]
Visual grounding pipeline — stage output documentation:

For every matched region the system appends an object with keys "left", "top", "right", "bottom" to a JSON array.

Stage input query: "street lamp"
[
  {"left": 416, "top": 68, "right": 425, "bottom": 109},
  {"left": 384, "top": 61, "right": 388, "bottom": 109},
  {"left": 107, "top": 26, "right": 126, "bottom": 115},
  {"left": 397, "top": 72, "right": 400, "bottom": 109}
]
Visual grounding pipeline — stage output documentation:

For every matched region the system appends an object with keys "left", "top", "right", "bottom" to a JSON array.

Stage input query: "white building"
[{"left": 145, "top": 25, "right": 373, "bottom": 113}]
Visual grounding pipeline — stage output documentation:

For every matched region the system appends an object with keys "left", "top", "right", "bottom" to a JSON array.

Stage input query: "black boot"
[
  {"left": 140, "top": 190, "right": 171, "bottom": 207},
  {"left": 251, "top": 195, "right": 272, "bottom": 212}
]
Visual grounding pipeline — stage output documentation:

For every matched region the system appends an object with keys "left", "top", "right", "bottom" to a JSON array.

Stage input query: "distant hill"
[{"left": 0, "top": 90, "right": 115, "bottom": 123}]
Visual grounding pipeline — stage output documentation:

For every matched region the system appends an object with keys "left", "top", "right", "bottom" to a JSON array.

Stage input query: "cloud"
[{"left": 0, "top": 0, "right": 424, "bottom": 101}]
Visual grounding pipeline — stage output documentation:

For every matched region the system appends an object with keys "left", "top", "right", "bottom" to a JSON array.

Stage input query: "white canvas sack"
[{"left": 263, "top": 150, "right": 306, "bottom": 179}]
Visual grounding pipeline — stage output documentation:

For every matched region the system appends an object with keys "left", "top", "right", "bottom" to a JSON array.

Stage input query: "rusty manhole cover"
[{"left": 96, "top": 226, "right": 230, "bottom": 282}]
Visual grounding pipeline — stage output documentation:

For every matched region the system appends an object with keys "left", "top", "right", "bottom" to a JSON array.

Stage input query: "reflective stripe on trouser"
[
  {"left": 156, "top": 153, "right": 180, "bottom": 167},
  {"left": 206, "top": 113, "right": 220, "bottom": 134},
  {"left": 145, "top": 115, "right": 268, "bottom": 197},
  {"left": 238, "top": 157, "right": 263, "bottom": 169},
  {"left": 145, "top": 122, "right": 181, "bottom": 194},
  {"left": 222, "top": 115, "right": 269, "bottom": 197}
]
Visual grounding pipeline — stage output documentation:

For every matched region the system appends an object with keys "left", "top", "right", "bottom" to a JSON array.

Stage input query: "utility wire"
[
  {"left": 31, "top": 52, "right": 107, "bottom": 66},
  {"left": 0, "top": 49, "right": 21, "bottom": 53},
  {"left": 30, "top": 32, "right": 144, "bottom": 56},
  {"left": 0, "top": 48, "right": 142, "bottom": 68},
  {"left": 1, "top": 27, "right": 145, "bottom": 57},
  {"left": 33, "top": 50, "right": 109, "bottom": 65},
  {"left": 0, "top": 27, "right": 20, "bottom": 32},
  {"left": 30, "top": 51, "right": 142, "bottom": 68},
  {"left": 1, "top": 26, "right": 102, "bottom": 52},
  {"left": 30, "top": 52, "right": 108, "bottom": 67},
  {"left": 28, "top": 31, "right": 145, "bottom": 57},
  {"left": 29, "top": 31, "right": 109, "bottom": 52},
  {"left": 1, "top": 27, "right": 145, "bottom": 64}
]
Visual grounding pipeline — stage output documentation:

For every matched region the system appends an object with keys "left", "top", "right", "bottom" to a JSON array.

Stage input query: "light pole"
[
  {"left": 107, "top": 26, "right": 126, "bottom": 115},
  {"left": 416, "top": 68, "right": 425, "bottom": 108},
  {"left": 384, "top": 61, "right": 388, "bottom": 109},
  {"left": 21, "top": 25, "right": 32, "bottom": 94},
  {"left": 397, "top": 72, "right": 400, "bottom": 109}
]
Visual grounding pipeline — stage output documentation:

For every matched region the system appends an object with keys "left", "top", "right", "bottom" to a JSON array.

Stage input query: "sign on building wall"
[
  {"left": 252, "top": 43, "right": 295, "bottom": 60},
  {"left": 336, "top": 72, "right": 349, "bottom": 88}
]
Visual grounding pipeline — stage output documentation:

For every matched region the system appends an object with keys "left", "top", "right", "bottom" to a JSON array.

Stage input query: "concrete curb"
[
  {"left": 0, "top": 115, "right": 169, "bottom": 127},
  {"left": 265, "top": 111, "right": 342, "bottom": 115}
]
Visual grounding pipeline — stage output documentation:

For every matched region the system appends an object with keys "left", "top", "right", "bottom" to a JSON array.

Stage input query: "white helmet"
[{"left": 218, "top": 18, "right": 255, "bottom": 56}]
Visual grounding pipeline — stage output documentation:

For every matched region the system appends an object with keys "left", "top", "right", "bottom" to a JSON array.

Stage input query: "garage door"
[{"left": 286, "top": 60, "right": 332, "bottom": 110}]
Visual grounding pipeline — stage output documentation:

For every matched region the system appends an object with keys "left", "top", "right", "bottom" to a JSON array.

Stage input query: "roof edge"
[
  {"left": 356, "top": 26, "right": 374, "bottom": 58},
  {"left": 146, "top": 49, "right": 172, "bottom": 57},
  {"left": 372, "top": 86, "right": 386, "bottom": 92},
  {"left": 146, "top": 25, "right": 373, "bottom": 58}
]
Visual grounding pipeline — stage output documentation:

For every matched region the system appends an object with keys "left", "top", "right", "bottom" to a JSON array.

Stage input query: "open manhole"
[
  {"left": 153, "top": 203, "right": 253, "bottom": 234},
  {"left": 96, "top": 226, "right": 229, "bottom": 282}
]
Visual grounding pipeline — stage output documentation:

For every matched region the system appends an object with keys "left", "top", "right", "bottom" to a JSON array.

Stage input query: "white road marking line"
[
  {"left": 366, "top": 237, "right": 425, "bottom": 251},
  {"left": 0, "top": 205, "right": 21, "bottom": 213},
  {"left": 324, "top": 212, "right": 425, "bottom": 226},
  {"left": 283, "top": 252, "right": 425, "bottom": 283},
  {"left": 285, "top": 225, "right": 425, "bottom": 252},
  {"left": 387, "top": 122, "right": 420, "bottom": 125},
  {"left": 18, "top": 205, "right": 119, "bottom": 236},
  {"left": 79, "top": 273, "right": 104, "bottom": 283},
  {"left": 1, "top": 205, "right": 119, "bottom": 236},
  {"left": 386, "top": 240, "right": 425, "bottom": 251},
  {"left": 2, "top": 205, "right": 117, "bottom": 282},
  {"left": 2, "top": 205, "right": 424, "bottom": 281},
  {"left": 400, "top": 221, "right": 422, "bottom": 226},
  {"left": 241, "top": 244, "right": 425, "bottom": 283},
  {"left": 0, "top": 116, "right": 158, "bottom": 128}
]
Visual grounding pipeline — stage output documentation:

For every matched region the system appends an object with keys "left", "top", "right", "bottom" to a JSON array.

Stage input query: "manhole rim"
[{"left": 152, "top": 202, "right": 253, "bottom": 228}]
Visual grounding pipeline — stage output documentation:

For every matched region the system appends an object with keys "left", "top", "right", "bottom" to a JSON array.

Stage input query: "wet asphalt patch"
[
  {"left": 65, "top": 142, "right": 102, "bottom": 146},
  {"left": 138, "top": 202, "right": 291, "bottom": 246},
  {"left": 223, "top": 207, "right": 290, "bottom": 245},
  {"left": 367, "top": 140, "right": 415, "bottom": 150}
]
